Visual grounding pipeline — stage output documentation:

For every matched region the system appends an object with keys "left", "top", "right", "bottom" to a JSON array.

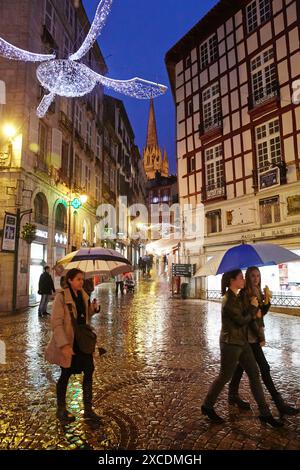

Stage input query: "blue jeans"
[{"left": 38, "top": 294, "right": 50, "bottom": 315}]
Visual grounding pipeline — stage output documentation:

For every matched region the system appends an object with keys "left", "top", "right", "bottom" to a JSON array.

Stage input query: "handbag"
[{"left": 65, "top": 301, "right": 97, "bottom": 355}]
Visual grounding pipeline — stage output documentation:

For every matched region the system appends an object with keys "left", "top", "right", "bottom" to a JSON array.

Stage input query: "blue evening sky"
[{"left": 83, "top": 0, "right": 219, "bottom": 174}]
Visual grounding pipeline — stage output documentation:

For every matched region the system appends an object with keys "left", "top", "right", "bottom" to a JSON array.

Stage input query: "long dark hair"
[
  {"left": 65, "top": 268, "right": 84, "bottom": 287},
  {"left": 245, "top": 266, "right": 263, "bottom": 301},
  {"left": 221, "top": 269, "right": 242, "bottom": 296}
]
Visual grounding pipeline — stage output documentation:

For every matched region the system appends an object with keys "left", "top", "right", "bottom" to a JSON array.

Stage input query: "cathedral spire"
[{"left": 146, "top": 98, "right": 159, "bottom": 148}]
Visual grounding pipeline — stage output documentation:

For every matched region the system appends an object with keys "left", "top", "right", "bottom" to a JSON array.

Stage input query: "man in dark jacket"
[{"left": 38, "top": 266, "right": 55, "bottom": 317}]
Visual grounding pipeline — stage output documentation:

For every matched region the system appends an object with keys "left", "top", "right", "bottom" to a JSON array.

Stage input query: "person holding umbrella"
[
  {"left": 228, "top": 266, "right": 299, "bottom": 416},
  {"left": 201, "top": 269, "right": 283, "bottom": 427},
  {"left": 45, "top": 268, "right": 101, "bottom": 425}
]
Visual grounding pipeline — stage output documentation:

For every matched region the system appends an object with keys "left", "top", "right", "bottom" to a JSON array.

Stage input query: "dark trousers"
[
  {"left": 56, "top": 360, "right": 94, "bottom": 409},
  {"left": 229, "top": 342, "right": 279, "bottom": 400},
  {"left": 38, "top": 294, "right": 50, "bottom": 315},
  {"left": 204, "top": 342, "right": 270, "bottom": 416},
  {"left": 115, "top": 281, "right": 124, "bottom": 295}
]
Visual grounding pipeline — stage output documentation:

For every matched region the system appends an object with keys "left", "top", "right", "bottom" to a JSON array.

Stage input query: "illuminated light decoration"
[
  {"left": 69, "top": 0, "right": 113, "bottom": 62},
  {"left": 0, "top": 37, "right": 55, "bottom": 62},
  {"left": 0, "top": 0, "right": 167, "bottom": 118},
  {"left": 71, "top": 198, "right": 82, "bottom": 210}
]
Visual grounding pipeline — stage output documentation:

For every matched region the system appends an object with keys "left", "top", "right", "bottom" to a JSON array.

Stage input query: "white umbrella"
[{"left": 55, "top": 247, "right": 133, "bottom": 277}]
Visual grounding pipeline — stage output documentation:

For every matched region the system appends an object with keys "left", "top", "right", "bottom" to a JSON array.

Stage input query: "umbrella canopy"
[
  {"left": 194, "top": 243, "right": 300, "bottom": 277},
  {"left": 55, "top": 247, "right": 133, "bottom": 277}
]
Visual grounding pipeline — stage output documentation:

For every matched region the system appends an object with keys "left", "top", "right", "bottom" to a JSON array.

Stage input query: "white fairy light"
[
  {"left": 0, "top": 37, "right": 55, "bottom": 62},
  {"left": 69, "top": 0, "right": 113, "bottom": 61},
  {"left": 0, "top": 0, "right": 167, "bottom": 117}
]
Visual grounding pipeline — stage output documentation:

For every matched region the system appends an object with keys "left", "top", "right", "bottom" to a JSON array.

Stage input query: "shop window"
[
  {"left": 55, "top": 203, "right": 67, "bottom": 232},
  {"left": 259, "top": 196, "right": 280, "bottom": 225},
  {"left": 34, "top": 192, "right": 49, "bottom": 226},
  {"left": 206, "top": 210, "right": 222, "bottom": 234}
]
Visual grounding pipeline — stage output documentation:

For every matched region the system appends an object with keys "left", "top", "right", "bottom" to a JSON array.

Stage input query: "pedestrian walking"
[
  {"left": 228, "top": 266, "right": 299, "bottom": 416},
  {"left": 38, "top": 266, "right": 55, "bottom": 317},
  {"left": 115, "top": 273, "right": 124, "bottom": 295},
  {"left": 201, "top": 269, "right": 283, "bottom": 427},
  {"left": 45, "top": 268, "right": 101, "bottom": 425}
]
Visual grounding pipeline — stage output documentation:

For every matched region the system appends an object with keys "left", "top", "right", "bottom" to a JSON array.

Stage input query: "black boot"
[
  {"left": 201, "top": 405, "right": 225, "bottom": 424},
  {"left": 273, "top": 394, "right": 300, "bottom": 416},
  {"left": 56, "top": 406, "right": 76, "bottom": 424},
  {"left": 56, "top": 376, "right": 75, "bottom": 424},
  {"left": 258, "top": 414, "right": 284, "bottom": 428},
  {"left": 228, "top": 394, "right": 251, "bottom": 410},
  {"left": 83, "top": 380, "right": 102, "bottom": 423}
]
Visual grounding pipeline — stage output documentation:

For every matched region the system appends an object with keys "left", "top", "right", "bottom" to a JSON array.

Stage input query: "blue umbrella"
[{"left": 194, "top": 243, "right": 300, "bottom": 276}]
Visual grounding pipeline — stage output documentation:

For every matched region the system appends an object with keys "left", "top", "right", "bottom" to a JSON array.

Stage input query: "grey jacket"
[{"left": 220, "top": 289, "right": 258, "bottom": 346}]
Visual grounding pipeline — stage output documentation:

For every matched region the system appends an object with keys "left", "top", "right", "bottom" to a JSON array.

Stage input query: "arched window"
[
  {"left": 55, "top": 203, "right": 67, "bottom": 232},
  {"left": 34, "top": 193, "right": 48, "bottom": 226}
]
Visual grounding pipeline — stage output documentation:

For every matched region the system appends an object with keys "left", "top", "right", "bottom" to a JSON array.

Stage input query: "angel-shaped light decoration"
[{"left": 0, "top": 0, "right": 167, "bottom": 117}]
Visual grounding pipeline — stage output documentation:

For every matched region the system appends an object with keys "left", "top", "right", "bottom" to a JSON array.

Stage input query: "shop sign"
[
  {"left": 259, "top": 168, "right": 279, "bottom": 190},
  {"left": 54, "top": 233, "right": 67, "bottom": 245},
  {"left": 1, "top": 212, "right": 17, "bottom": 252},
  {"left": 172, "top": 263, "right": 196, "bottom": 277},
  {"left": 36, "top": 229, "right": 48, "bottom": 239}
]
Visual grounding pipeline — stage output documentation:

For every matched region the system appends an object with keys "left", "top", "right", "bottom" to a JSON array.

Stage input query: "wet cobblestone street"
[{"left": 0, "top": 273, "right": 299, "bottom": 450}]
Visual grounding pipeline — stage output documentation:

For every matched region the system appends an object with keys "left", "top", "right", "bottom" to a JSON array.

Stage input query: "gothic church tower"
[{"left": 143, "top": 99, "right": 169, "bottom": 180}]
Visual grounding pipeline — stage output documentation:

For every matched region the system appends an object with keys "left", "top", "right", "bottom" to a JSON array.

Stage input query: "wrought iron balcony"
[
  {"left": 199, "top": 114, "right": 222, "bottom": 136},
  {"left": 203, "top": 180, "right": 226, "bottom": 201},
  {"left": 248, "top": 84, "right": 280, "bottom": 110}
]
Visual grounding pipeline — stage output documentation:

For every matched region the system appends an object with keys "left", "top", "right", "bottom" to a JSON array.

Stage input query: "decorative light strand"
[
  {"left": 0, "top": 37, "right": 55, "bottom": 62},
  {"left": 69, "top": 0, "right": 113, "bottom": 61},
  {"left": 93, "top": 73, "right": 168, "bottom": 100},
  {"left": 0, "top": 0, "right": 167, "bottom": 117}
]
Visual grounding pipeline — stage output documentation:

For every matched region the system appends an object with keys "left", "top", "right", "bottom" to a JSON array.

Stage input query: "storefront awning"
[{"left": 146, "top": 238, "right": 180, "bottom": 255}]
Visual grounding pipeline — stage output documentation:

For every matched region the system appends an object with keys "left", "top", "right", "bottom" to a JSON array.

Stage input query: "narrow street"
[{"left": 0, "top": 272, "right": 299, "bottom": 450}]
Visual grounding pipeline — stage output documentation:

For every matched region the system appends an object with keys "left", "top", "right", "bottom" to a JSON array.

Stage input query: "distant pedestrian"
[
  {"left": 115, "top": 273, "right": 124, "bottom": 295},
  {"left": 38, "top": 266, "right": 55, "bottom": 317}
]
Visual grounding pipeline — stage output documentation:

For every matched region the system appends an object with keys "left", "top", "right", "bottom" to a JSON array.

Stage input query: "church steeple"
[
  {"left": 146, "top": 98, "right": 159, "bottom": 149},
  {"left": 143, "top": 98, "right": 169, "bottom": 180}
]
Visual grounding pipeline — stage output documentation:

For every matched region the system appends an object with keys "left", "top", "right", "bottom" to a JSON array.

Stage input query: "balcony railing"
[
  {"left": 248, "top": 84, "right": 280, "bottom": 110},
  {"left": 199, "top": 114, "right": 222, "bottom": 136},
  {"left": 203, "top": 180, "right": 226, "bottom": 201},
  {"left": 206, "top": 290, "right": 300, "bottom": 307}
]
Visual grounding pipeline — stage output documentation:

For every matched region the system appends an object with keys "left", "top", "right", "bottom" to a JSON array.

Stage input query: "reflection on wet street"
[{"left": 0, "top": 271, "right": 299, "bottom": 450}]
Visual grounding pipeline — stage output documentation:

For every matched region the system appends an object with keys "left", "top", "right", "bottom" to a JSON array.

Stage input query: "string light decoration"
[{"left": 0, "top": 0, "right": 167, "bottom": 118}]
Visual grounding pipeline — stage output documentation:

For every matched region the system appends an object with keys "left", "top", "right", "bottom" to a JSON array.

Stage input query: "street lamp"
[{"left": 3, "top": 123, "right": 16, "bottom": 139}]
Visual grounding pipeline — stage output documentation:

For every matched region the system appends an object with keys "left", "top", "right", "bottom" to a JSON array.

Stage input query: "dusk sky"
[{"left": 83, "top": 0, "right": 219, "bottom": 174}]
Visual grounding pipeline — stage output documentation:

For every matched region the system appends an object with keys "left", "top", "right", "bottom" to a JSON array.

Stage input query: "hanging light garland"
[{"left": 0, "top": 0, "right": 167, "bottom": 118}]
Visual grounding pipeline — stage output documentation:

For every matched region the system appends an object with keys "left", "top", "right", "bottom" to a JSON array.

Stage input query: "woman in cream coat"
[{"left": 45, "top": 268, "right": 100, "bottom": 424}]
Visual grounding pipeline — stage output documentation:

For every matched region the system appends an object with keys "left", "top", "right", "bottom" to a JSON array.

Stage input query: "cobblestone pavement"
[{"left": 0, "top": 272, "right": 299, "bottom": 450}]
